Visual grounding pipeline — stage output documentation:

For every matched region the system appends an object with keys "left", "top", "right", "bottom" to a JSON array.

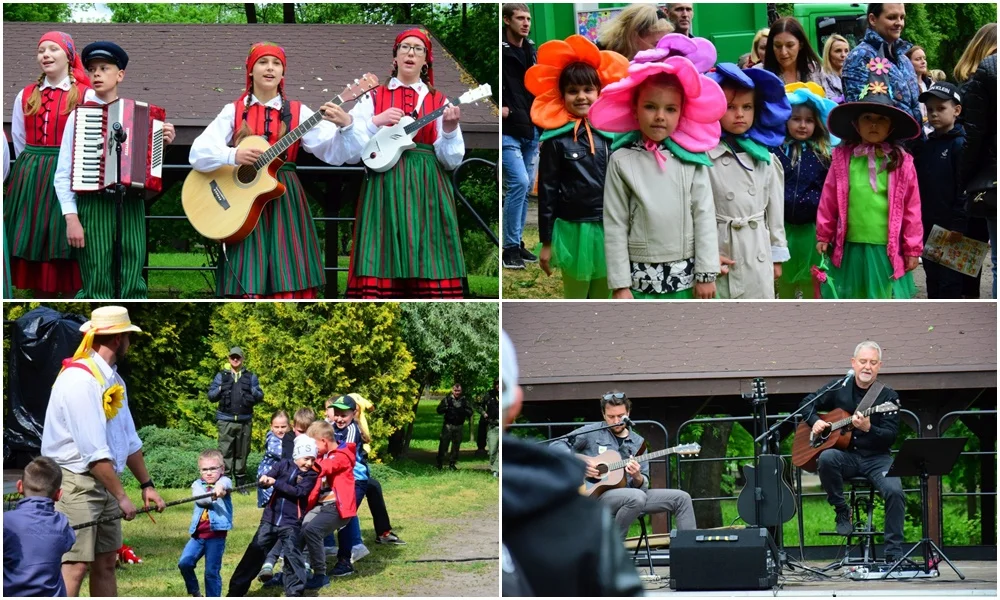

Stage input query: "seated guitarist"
[
  {"left": 552, "top": 392, "right": 696, "bottom": 539},
  {"left": 800, "top": 340, "right": 905, "bottom": 563}
]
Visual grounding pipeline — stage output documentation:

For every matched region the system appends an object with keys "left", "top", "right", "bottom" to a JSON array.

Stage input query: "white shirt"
[
  {"left": 41, "top": 351, "right": 143, "bottom": 474},
  {"left": 11, "top": 75, "right": 98, "bottom": 156},
  {"left": 348, "top": 77, "right": 465, "bottom": 170},
  {"left": 54, "top": 95, "right": 108, "bottom": 215},
  {"left": 3, "top": 132, "right": 9, "bottom": 181},
  {"left": 188, "top": 94, "right": 365, "bottom": 173}
]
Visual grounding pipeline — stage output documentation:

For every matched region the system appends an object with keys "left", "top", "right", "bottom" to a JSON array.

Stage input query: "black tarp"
[{"left": 4, "top": 307, "right": 86, "bottom": 469}]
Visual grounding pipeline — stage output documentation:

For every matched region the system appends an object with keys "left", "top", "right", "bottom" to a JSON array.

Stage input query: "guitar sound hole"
[
  {"left": 596, "top": 464, "right": 608, "bottom": 476},
  {"left": 236, "top": 165, "right": 258, "bottom": 184}
]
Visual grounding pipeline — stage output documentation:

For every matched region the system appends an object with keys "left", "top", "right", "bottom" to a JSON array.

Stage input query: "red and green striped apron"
[
  {"left": 216, "top": 100, "right": 324, "bottom": 298},
  {"left": 346, "top": 84, "right": 466, "bottom": 299},
  {"left": 5, "top": 83, "right": 87, "bottom": 295}
]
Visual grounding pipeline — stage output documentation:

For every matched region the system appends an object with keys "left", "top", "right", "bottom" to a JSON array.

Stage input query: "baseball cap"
[
  {"left": 229, "top": 346, "right": 244, "bottom": 359},
  {"left": 919, "top": 81, "right": 962, "bottom": 105},
  {"left": 330, "top": 395, "right": 357, "bottom": 411}
]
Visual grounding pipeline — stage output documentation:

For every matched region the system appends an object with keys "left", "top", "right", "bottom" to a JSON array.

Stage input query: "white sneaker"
[
  {"left": 350, "top": 544, "right": 370, "bottom": 564},
  {"left": 324, "top": 545, "right": 338, "bottom": 557}
]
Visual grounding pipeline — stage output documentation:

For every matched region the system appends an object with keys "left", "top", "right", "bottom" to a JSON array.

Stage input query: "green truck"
[{"left": 527, "top": 3, "right": 867, "bottom": 63}]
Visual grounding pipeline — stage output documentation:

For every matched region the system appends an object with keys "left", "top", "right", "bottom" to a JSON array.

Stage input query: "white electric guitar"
[{"left": 362, "top": 83, "right": 492, "bottom": 172}]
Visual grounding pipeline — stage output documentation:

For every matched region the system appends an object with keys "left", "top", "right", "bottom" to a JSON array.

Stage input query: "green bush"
[{"left": 122, "top": 426, "right": 263, "bottom": 489}]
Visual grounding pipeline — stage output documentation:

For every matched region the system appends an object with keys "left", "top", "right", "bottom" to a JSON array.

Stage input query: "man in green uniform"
[
  {"left": 436, "top": 383, "right": 473, "bottom": 470},
  {"left": 208, "top": 346, "right": 264, "bottom": 490}
]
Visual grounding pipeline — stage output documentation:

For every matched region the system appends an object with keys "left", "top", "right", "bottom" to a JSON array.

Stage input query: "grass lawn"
[
  {"left": 143, "top": 253, "right": 499, "bottom": 299},
  {"left": 500, "top": 226, "right": 565, "bottom": 299},
  {"left": 83, "top": 399, "right": 498, "bottom": 597}
]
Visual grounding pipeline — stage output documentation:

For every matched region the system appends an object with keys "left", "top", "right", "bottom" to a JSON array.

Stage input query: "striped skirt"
[
  {"left": 75, "top": 191, "right": 148, "bottom": 299},
  {"left": 216, "top": 164, "right": 325, "bottom": 298},
  {"left": 4, "top": 144, "right": 81, "bottom": 295},
  {"left": 346, "top": 144, "right": 466, "bottom": 299}
]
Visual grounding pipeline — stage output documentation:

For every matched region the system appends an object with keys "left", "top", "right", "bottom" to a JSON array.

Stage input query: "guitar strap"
[
  {"left": 278, "top": 100, "right": 293, "bottom": 160},
  {"left": 855, "top": 381, "right": 885, "bottom": 415}
]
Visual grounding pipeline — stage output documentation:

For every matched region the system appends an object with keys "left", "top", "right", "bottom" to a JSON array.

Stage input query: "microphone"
[
  {"left": 112, "top": 122, "right": 127, "bottom": 144},
  {"left": 841, "top": 369, "right": 855, "bottom": 388},
  {"left": 622, "top": 416, "right": 635, "bottom": 429}
]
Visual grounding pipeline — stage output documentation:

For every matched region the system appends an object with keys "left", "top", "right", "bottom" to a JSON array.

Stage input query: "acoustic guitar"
[
  {"left": 361, "top": 83, "right": 492, "bottom": 172},
  {"left": 578, "top": 443, "right": 701, "bottom": 498},
  {"left": 791, "top": 401, "right": 899, "bottom": 473},
  {"left": 182, "top": 74, "right": 379, "bottom": 244},
  {"left": 735, "top": 380, "right": 796, "bottom": 528}
]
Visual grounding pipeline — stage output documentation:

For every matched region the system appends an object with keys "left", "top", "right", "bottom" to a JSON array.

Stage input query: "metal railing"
[
  {"left": 142, "top": 156, "right": 497, "bottom": 296},
  {"left": 935, "top": 409, "right": 997, "bottom": 543}
]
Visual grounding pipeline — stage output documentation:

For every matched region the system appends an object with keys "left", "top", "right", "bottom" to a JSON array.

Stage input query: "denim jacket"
[
  {"left": 842, "top": 28, "right": 922, "bottom": 131},
  {"left": 188, "top": 476, "right": 234, "bottom": 535}
]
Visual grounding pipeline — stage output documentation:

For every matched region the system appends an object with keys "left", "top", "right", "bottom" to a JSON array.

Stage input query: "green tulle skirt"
[
  {"left": 777, "top": 222, "right": 821, "bottom": 299},
  {"left": 822, "top": 242, "right": 916, "bottom": 299},
  {"left": 631, "top": 287, "right": 697, "bottom": 300},
  {"left": 550, "top": 219, "right": 607, "bottom": 281}
]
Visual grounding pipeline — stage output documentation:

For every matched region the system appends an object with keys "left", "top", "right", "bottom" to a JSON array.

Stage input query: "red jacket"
[{"left": 307, "top": 442, "right": 357, "bottom": 519}]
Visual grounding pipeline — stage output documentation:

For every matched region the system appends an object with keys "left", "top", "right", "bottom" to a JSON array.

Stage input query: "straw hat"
[{"left": 79, "top": 306, "right": 143, "bottom": 335}]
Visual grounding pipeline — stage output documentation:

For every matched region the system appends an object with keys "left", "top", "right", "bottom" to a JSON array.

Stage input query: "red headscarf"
[
  {"left": 394, "top": 28, "right": 434, "bottom": 86},
  {"left": 241, "top": 42, "right": 287, "bottom": 104},
  {"left": 38, "top": 31, "right": 91, "bottom": 89}
]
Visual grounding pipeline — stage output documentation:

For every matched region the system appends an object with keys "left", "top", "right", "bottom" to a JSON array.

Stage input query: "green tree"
[
  {"left": 2, "top": 3, "right": 72, "bottom": 22},
  {"left": 202, "top": 302, "right": 418, "bottom": 460},
  {"left": 107, "top": 3, "right": 247, "bottom": 23},
  {"left": 391, "top": 302, "right": 499, "bottom": 454}
]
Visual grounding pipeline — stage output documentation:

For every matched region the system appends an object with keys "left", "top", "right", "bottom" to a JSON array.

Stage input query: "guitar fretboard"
[
  {"left": 828, "top": 404, "right": 883, "bottom": 431},
  {"left": 252, "top": 94, "right": 349, "bottom": 169},
  {"left": 402, "top": 99, "right": 454, "bottom": 136},
  {"left": 605, "top": 447, "right": 679, "bottom": 471}
]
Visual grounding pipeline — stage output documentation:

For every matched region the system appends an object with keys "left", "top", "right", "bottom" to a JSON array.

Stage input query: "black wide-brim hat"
[
  {"left": 826, "top": 48, "right": 920, "bottom": 143},
  {"left": 827, "top": 99, "right": 921, "bottom": 144}
]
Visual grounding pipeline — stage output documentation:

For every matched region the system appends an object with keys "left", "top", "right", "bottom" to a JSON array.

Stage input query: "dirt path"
[{"left": 402, "top": 516, "right": 499, "bottom": 596}]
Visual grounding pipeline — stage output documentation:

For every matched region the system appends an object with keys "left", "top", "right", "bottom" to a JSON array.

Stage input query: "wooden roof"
[{"left": 3, "top": 22, "right": 498, "bottom": 149}]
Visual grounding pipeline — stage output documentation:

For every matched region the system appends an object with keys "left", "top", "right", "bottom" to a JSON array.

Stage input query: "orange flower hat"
[{"left": 525, "top": 35, "right": 628, "bottom": 131}]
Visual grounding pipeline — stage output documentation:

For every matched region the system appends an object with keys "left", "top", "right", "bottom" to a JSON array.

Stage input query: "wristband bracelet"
[{"left": 140, "top": 480, "right": 156, "bottom": 490}]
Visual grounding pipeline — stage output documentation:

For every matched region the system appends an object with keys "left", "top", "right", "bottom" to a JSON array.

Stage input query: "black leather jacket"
[
  {"left": 537, "top": 125, "right": 610, "bottom": 244},
  {"left": 959, "top": 54, "right": 996, "bottom": 215},
  {"left": 501, "top": 37, "right": 537, "bottom": 140}
]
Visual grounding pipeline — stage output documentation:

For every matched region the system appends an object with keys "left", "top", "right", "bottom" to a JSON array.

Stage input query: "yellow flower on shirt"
[{"left": 103, "top": 384, "right": 124, "bottom": 420}]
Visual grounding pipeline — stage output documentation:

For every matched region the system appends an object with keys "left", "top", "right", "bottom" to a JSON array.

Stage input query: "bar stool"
[
  {"left": 820, "top": 476, "right": 883, "bottom": 570},
  {"left": 632, "top": 513, "right": 656, "bottom": 575}
]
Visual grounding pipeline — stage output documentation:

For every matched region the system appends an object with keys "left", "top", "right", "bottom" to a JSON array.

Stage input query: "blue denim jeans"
[
  {"left": 988, "top": 216, "right": 997, "bottom": 299},
  {"left": 178, "top": 536, "right": 226, "bottom": 597},
  {"left": 336, "top": 481, "right": 369, "bottom": 562},
  {"left": 502, "top": 131, "right": 540, "bottom": 249}
]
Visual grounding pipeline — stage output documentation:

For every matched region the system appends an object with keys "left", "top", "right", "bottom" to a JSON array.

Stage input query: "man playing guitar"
[
  {"left": 552, "top": 392, "right": 696, "bottom": 539},
  {"left": 799, "top": 341, "right": 905, "bottom": 563}
]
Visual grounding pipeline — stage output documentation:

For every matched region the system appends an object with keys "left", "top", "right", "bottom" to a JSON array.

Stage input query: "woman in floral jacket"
[{"left": 842, "top": 4, "right": 922, "bottom": 132}]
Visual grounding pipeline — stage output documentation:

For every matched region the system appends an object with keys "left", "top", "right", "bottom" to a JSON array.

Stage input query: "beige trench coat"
[{"left": 707, "top": 143, "right": 789, "bottom": 299}]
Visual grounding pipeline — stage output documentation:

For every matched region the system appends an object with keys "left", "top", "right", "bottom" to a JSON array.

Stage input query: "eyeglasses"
[
  {"left": 602, "top": 392, "right": 626, "bottom": 401},
  {"left": 398, "top": 43, "right": 426, "bottom": 56},
  {"left": 200, "top": 466, "right": 222, "bottom": 473}
]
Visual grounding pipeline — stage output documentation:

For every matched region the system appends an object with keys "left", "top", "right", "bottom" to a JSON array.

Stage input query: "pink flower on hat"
[
  {"left": 588, "top": 56, "right": 726, "bottom": 153},
  {"left": 867, "top": 56, "right": 891, "bottom": 75}
]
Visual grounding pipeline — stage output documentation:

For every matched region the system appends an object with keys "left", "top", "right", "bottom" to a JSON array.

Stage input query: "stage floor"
[{"left": 644, "top": 560, "right": 997, "bottom": 596}]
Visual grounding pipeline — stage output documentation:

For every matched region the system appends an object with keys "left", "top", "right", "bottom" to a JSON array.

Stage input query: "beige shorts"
[{"left": 56, "top": 468, "right": 122, "bottom": 562}]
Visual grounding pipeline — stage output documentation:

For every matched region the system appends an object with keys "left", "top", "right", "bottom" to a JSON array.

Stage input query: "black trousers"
[
  {"left": 365, "top": 477, "right": 393, "bottom": 536},
  {"left": 816, "top": 449, "right": 906, "bottom": 557},
  {"left": 477, "top": 416, "right": 488, "bottom": 451},
  {"left": 301, "top": 503, "right": 348, "bottom": 577},
  {"left": 923, "top": 259, "right": 965, "bottom": 299},
  {"left": 228, "top": 521, "right": 308, "bottom": 596}
]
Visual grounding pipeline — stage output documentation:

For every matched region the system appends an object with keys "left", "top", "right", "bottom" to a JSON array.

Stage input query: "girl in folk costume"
[
  {"left": 775, "top": 82, "right": 839, "bottom": 299},
  {"left": 345, "top": 29, "right": 467, "bottom": 299},
  {"left": 525, "top": 35, "right": 628, "bottom": 299},
  {"left": 5, "top": 32, "right": 95, "bottom": 296},
  {"left": 589, "top": 54, "right": 727, "bottom": 300},
  {"left": 189, "top": 42, "right": 363, "bottom": 298},
  {"left": 4, "top": 131, "right": 11, "bottom": 298},
  {"left": 817, "top": 53, "right": 923, "bottom": 299},
  {"left": 705, "top": 64, "right": 791, "bottom": 299}
]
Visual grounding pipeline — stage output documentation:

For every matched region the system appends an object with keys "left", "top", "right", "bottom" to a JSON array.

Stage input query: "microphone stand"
[
  {"left": 111, "top": 122, "right": 128, "bottom": 299},
  {"left": 753, "top": 375, "right": 848, "bottom": 578},
  {"left": 540, "top": 421, "right": 627, "bottom": 445}
]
